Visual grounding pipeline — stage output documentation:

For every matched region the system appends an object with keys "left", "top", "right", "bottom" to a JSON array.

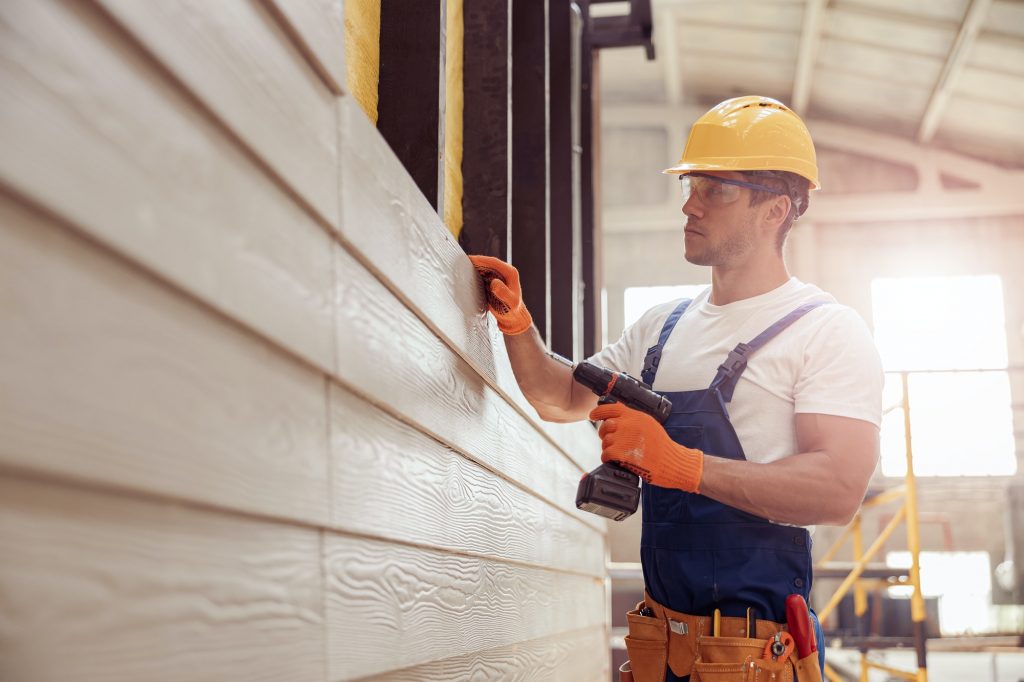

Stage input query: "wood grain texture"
[
  {"left": 338, "top": 95, "right": 489, "bottom": 373},
  {"left": 333, "top": 243, "right": 604, "bottom": 532},
  {"left": 264, "top": 0, "right": 347, "bottom": 95},
  {"left": 338, "top": 96, "right": 602, "bottom": 475},
  {"left": 96, "top": 0, "right": 340, "bottom": 228},
  {"left": 363, "top": 626, "right": 609, "bottom": 681},
  {"left": 0, "top": 476, "right": 325, "bottom": 682},
  {"left": 486, "top": 325, "right": 605, "bottom": 475},
  {"left": 324, "top": 533, "right": 606, "bottom": 680},
  {"left": 328, "top": 384, "right": 605, "bottom": 576},
  {"left": 0, "top": 0, "right": 335, "bottom": 372},
  {"left": 0, "top": 194, "right": 330, "bottom": 525}
]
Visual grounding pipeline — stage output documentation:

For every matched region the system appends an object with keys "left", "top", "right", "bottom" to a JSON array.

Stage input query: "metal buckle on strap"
[
  {"left": 718, "top": 342, "right": 752, "bottom": 379},
  {"left": 669, "top": 619, "right": 688, "bottom": 635},
  {"left": 642, "top": 345, "right": 661, "bottom": 377}
]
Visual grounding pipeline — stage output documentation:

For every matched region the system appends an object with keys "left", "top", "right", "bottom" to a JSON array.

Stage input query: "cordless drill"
[{"left": 572, "top": 360, "right": 673, "bottom": 521}]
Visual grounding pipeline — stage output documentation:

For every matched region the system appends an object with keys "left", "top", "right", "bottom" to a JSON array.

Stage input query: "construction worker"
[{"left": 470, "top": 96, "right": 883, "bottom": 681}]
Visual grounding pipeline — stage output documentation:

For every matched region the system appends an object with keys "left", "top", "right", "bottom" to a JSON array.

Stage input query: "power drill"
[{"left": 572, "top": 360, "right": 672, "bottom": 521}]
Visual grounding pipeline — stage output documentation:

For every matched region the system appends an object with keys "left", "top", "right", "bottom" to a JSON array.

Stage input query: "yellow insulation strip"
[
  {"left": 345, "top": 0, "right": 381, "bottom": 123},
  {"left": 443, "top": 0, "right": 464, "bottom": 238}
]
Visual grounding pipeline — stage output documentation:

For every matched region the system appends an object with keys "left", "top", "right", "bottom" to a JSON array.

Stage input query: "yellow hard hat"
[{"left": 663, "top": 96, "right": 820, "bottom": 190}]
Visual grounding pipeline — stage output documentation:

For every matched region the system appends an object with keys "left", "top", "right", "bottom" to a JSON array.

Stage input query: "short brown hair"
[{"left": 744, "top": 170, "right": 811, "bottom": 251}]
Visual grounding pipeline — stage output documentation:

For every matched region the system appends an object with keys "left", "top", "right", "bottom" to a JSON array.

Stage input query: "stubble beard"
[{"left": 684, "top": 217, "right": 757, "bottom": 267}]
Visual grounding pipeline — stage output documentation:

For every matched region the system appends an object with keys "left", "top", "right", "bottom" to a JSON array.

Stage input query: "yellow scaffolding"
[{"left": 816, "top": 372, "right": 929, "bottom": 682}]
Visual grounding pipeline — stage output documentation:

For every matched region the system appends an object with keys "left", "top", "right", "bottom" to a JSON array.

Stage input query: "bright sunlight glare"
[{"left": 872, "top": 275, "right": 1016, "bottom": 477}]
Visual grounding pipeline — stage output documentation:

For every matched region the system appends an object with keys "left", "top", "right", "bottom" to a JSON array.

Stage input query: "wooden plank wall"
[{"left": 0, "top": 1, "right": 608, "bottom": 680}]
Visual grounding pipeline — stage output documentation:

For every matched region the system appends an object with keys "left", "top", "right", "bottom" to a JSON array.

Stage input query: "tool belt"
[{"left": 621, "top": 593, "right": 824, "bottom": 682}]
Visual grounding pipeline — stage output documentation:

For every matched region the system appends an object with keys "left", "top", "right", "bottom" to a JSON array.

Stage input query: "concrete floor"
[{"left": 827, "top": 649, "right": 1024, "bottom": 681}]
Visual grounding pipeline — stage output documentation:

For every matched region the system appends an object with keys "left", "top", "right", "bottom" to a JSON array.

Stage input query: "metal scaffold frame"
[{"left": 816, "top": 372, "right": 929, "bottom": 682}]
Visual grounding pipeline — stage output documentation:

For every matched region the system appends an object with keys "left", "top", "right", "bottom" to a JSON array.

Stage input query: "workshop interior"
[{"left": 1, "top": 1, "right": 1023, "bottom": 681}]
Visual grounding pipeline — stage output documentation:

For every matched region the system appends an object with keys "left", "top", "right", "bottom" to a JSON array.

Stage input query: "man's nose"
[{"left": 682, "top": 193, "right": 702, "bottom": 219}]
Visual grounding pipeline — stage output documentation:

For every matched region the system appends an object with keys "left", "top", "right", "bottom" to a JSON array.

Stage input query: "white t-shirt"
[{"left": 588, "top": 277, "right": 884, "bottom": 467}]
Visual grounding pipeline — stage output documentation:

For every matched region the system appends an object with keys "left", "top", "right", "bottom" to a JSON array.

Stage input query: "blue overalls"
[{"left": 639, "top": 299, "right": 828, "bottom": 680}]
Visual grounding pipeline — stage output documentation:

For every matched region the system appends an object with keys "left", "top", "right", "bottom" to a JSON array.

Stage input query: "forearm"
[
  {"left": 696, "top": 412, "right": 879, "bottom": 526},
  {"left": 699, "top": 451, "right": 868, "bottom": 526},
  {"left": 503, "top": 327, "right": 596, "bottom": 423}
]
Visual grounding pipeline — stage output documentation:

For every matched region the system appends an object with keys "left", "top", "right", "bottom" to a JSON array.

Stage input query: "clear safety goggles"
[{"left": 679, "top": 172, "right": 785, "bottom": 206}]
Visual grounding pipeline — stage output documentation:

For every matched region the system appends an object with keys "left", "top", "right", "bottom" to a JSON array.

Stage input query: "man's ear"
[{"left": 764, "top": 194, "right": 792, "bottom": 228}]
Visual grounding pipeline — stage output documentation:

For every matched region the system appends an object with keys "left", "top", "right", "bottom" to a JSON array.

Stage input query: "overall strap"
[
  {"left": 641, "top": 299, "right": 692, "bottom": 387},
  {"left": 710, "top": 301, "right": 831, "bottom": 402}
]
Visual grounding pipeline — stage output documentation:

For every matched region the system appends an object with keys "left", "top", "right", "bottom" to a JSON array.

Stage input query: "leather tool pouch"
[
  {"left": 690, "top": 639, "right": 825, "bottom": 681},
  {"left": 690, "top": 635, "right": 793, "bottom": 682},
  {"left": 792, "top": 651, "right": 825, "bottom": 682},
  {"left": 622, "top": 594, "right": 824, "bottom": 682},
  {"left": 622, "top": 601, "right": 669, "bottom": 682}
]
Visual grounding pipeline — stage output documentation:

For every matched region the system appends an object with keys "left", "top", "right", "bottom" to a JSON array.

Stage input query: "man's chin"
[{"left": 683, "top": 249, "right": 712, "bottom": 267}]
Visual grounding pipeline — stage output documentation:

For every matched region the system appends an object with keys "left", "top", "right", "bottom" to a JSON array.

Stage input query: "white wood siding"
[{"left": 0, "top": 1, "right": 607, "bottom": 680}]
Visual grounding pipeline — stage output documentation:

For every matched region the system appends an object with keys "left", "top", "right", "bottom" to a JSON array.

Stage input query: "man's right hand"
[{"left": 468, "top": 255, "right": 533, "bottom": 335}]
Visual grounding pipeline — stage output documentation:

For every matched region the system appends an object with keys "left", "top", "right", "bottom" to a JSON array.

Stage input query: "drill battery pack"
[{"left": 575, "top": 462, "right": 641, "bottom": 521}]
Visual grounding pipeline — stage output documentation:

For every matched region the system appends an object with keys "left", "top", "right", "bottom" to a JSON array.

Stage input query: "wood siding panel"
[
  {"left": 338, "top": 96, "right": 601, "bottom": 475},
  {"left": 0, "top": 3, "right": 611, "bottom": 680},
  {"left": 0, "top": 195, "right": 330, "bottom": 526},
  {"left": 324, "top": 533, "right": 605, "bottom": 680},
  {"left": 328, "top": 384, "right": 605, "bottom": 575},
  {"left": 0, "top": 476, "right": 325, "bottom": 682},
  {"left": 265, "top": 0, "right": 347, "bottom": 95},
  {"left": 0, "top": 0, "right": 335, "bottom": 372},
  {"left": 332, "top": 242, "right": 603, "bottom": 532},
  {"left": 338, "top": 95, "right": 490, "bottom": 376},
  {"left": 488, "top": 331, "right": 603, "bottom": 474},
  {"left": 363, "top": 626, "right": 608, "bottom": 681},
  {"left": 96, "top": 0, "right": 340, "bottom": 229}
]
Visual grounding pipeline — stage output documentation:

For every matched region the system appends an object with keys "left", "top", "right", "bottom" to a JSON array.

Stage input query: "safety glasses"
[{"left": 679, "top": 172, "right": 785, "bottom": 206}]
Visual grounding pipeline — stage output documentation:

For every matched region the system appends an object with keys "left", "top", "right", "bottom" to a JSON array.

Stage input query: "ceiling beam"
[
  {"left": 792, "top": 0, "right": 826, "bottom": 113},
  {"left": 917, "top": 0, "right": 992, "bottom": 144},
  {"left": 808, "top": 120, "right": 1020, "bottom": 189},
  {"left": 658, "top": 7, "right": 682, "bottom": 105}
]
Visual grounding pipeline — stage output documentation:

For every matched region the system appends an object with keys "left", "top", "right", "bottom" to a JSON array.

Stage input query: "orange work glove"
[
  {"left": 468, "top": 255, "right": 533, "bottom": 335},
  {"left": 590, "top": 402, "right": 704, "bottom": 493}
]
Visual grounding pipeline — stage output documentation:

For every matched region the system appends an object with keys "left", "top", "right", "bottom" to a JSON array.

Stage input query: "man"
[{"left": 470, "top": 96, "right": 882, "bottom": 681}]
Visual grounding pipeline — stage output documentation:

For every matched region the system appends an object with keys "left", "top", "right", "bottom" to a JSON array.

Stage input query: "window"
[
  {"left": 886, "top": 551, "right": 993, "bottom": 635},
  {"left": 871, "top": 275, "right": 1016, "bottom": 477},
  {"left": 623, "top": 284, "right": 708, "bottom": 329}
]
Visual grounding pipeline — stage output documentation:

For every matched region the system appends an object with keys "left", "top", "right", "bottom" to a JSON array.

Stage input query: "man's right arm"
[
  {"left": 468, "top": 255, "right": 598, "bottom": 424},
  {"left": 503, "top": 325, "right": 599, "bottom": 423}
]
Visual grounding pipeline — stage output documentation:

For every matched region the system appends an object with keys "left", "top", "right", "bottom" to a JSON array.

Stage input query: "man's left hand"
[{"left": 590, "top": 403, "right": 704, "bottom": 493}]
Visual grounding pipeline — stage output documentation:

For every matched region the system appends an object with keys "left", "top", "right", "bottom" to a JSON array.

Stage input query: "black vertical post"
[
  {"left": 548, "top": 1, "right": 575, "bottom": 358},
  {"left": 377, "top": 0, "right": 445, "bottom": 210},
  {"left": 511, "top": 0, "right": 551, "bottom": 344},
  {"left": 459, "top": 0, "right": 512, "bottom": 259},
  {"left": 577, "top": 0, "right": 600, "bottom": 356}
]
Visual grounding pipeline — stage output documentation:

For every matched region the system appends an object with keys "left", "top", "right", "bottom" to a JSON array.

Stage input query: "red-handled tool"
[{"left": 785, "top": 593, "right": 817, "bottom": 659}]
